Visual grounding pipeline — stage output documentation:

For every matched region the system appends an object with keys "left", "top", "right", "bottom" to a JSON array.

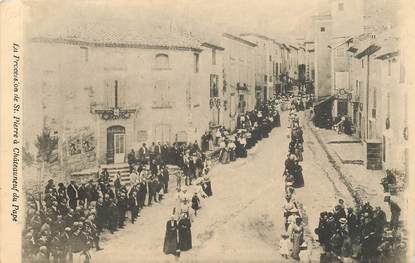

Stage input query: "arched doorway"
[{"left": 107, "top": 125, "right": 126, "bottom": 164}]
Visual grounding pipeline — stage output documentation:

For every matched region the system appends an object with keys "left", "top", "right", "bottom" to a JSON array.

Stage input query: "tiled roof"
[{"left": 30, "top": 21, "right": 202, "bottom": 50}]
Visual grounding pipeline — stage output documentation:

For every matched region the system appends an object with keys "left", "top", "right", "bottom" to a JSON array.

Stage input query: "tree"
[
  {"left": 35, "top": 128, "right": 58, "bottom": 190},
  {"left": 35, "top": 128, "right": 58, "bottom": 163}
]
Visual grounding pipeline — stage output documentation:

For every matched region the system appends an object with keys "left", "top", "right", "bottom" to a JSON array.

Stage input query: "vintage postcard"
[{"left": 0, "top": 0, "right": 414, "bottom": 262}]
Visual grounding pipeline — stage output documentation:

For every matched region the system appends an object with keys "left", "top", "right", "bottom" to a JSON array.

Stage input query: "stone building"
[
  {"left": 221, "top": 33, "right": 256, "bottom": 130},
  {"left": 239, "top": 33, "right": 282, "bottom": 102},
  {"left": 329, "top": 37, "right": 354, "bottom": 118},
  {"left": 375, "top": 33, "right": 408, "bottom": 174},
  {"left": 304, "top": 39, "right": 315, "bottom": 94},
  {"left": 24, "top": 26, "right": 223, "bottom": 172},
  {"left": 312, "top": 13, "right": 332, "bottom": 100}
]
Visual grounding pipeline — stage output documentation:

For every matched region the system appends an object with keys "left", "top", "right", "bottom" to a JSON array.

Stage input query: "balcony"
[
  {"left": 92, "top": 104, "right": 137, "bottom": 120},
  {"left": 236, "top": 82, "right": 249, "bottom": 91}
]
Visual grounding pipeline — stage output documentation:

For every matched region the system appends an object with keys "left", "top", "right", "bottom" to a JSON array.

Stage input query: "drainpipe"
[{"left": 366, "top": 55, "right": 370, "bottom": 141}]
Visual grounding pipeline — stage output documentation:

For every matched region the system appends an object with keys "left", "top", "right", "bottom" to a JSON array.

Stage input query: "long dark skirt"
[
  {"left": 246, "top": 138, "right": 254, "bottom": 149},
  {"left": 236, "top": 146, "right": 247, "bottom": 158},
  {"left": 202, "top": 181, "right": 213, "bottom": 197},
  {"left": 293, "top": 172, "right": 304, "bottom": 188},
  {"left": 219, "top": 149, "right": 229, "bottom": 164},
  {"left": 255, "top": 129, "right": 263, "bottom": 141},
  {"left": 261, "top": 126, "right": 269, "bottom": 138},
  {"left": 163, "top": 223, "right": 178, "bottom": 255},
  {"left": 229, "top": 149, "right": 236, "bottom": 161},
  {"left": 178, "top": 219, "right": 192, "bottom": 251}
]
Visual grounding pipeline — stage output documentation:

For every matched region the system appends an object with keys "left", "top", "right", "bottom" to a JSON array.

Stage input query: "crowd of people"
[
  {"left": 213, "top": 100, "right": 282, "bottom": 164},
  {"left": 284, "top": 109, "right": 305, "bottom": 189},
  {"left": 332, "top": 114, "right": 353, "bottom": 135},
  {"left": 315, "top": 197, "right": 405, "bottom": 262},
  {"left": 23, "top": 140, "right": 214, "bottom": 263},
  {"left": 162, "top": 170, "right": 213, "bottom": 257},
  {"left": 162, "top": 98, "right": 285, "bottom": 259},
  {"left": 280, "top": 105, "right": 310, "bottom": 261},
  {"left": 22, "top": 95, "right": 314, "bottom": 262}
]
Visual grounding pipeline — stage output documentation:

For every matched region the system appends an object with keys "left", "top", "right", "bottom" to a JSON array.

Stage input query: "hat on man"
[{"left": 339, "top": 218, "right": 347, "bottom": 224}]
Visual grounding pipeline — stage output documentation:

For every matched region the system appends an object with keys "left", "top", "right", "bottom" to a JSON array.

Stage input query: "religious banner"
[
  {"left": 67, "top": 135, "right": 82, "bottom": 155},
  {"left": 81, "top": 133, "right": 95, "bottom": 153}
]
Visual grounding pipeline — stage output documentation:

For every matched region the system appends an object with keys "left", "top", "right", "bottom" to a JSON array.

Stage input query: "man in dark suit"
[
  {"left": 67, "top": 181, "right": 78, "bottom": 210},
  {"left": 154, "top": 141, "right": 162, "bottom": 156},
  {"left": 138, "top": 143, "right": 149, "bottom": 164},
  {"left": 137, "top": 181, "right": 146, "bottom": 209},
  {"left": 77, "top": 183, "right": 87, "bottom": 205},
  {"left": 162, "top": 165, "right": 169, "bottom": 193},
  {"left": 147, "top": 177, "right": 153, "bottom": 206},
  {"left": 161, "top": 143, "right": 169, "bottom": 164},
  {"left": 117, "top": 192, "right": 127, "bottom": 229},
  {"left": 129, "top": 191, "right": 139, "bottom": 223},
  {"left": 44, "top": 179, "right": 56, "bottom": 195},
  {"left": 85, "top": 180, "right": 98, "bottom": 205},
  {"left": 127, "top": 149, "right": 137, "bottom": 173}
]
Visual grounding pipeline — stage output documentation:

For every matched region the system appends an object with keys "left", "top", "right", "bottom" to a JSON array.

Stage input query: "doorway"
[
  {"left": 107, "top": 125, "right": 126, "bottom": 164},
  {"left": 338, "top": 100, "right": 348, "bottom": 116},
  {"left": 154, "top": 124, "right": 171, "bottom": 143}
]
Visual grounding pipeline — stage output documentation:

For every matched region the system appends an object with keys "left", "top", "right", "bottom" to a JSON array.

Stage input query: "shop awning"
[
  {"left": 376, "top": 50, "right": 399, "bottom": 60},
  {"left": 355, "top": 44, "right": 381, "bottom": 59},
  {"left": 314, "top": 96, "right": 334, "bottom": 107}
]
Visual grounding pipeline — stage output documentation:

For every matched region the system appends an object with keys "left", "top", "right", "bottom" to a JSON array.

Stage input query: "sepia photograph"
[{"left": 0, "top": 0, "right": 414, "bottom": 262}]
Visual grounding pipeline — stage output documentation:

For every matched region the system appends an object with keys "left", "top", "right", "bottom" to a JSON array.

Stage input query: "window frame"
[
  {"left": 154, "top": 53, "right": 170, "bottom": 69},
  {"left": 194, "top": 53, "right": 200, "bottom": 73},
  {"left": 212, "top": 49, "right": 216, "bottom": 65},
  {"left": 80, "top": 46, "right": 88, "bottom": 62}
]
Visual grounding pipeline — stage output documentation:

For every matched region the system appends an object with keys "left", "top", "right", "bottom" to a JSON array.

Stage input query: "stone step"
[{"left": 72, "top": 163, "right": 183, "bottom": 186}]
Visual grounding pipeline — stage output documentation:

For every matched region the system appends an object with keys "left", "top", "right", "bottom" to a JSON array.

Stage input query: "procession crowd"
[
  {"left": 280, "top": 102, "right": 310, "bottom": 261},
  {"left": 22, "top": 96, "right": 288, "bottom": 262},
  {"left": 315, "top": 197, "right": 405, "bottom": 263},
  {"left": 22, "top": 140, "right": 213, "bottom": 263},
  {"left": 162, "top": 97, "right": 285, "bottom": 258}
]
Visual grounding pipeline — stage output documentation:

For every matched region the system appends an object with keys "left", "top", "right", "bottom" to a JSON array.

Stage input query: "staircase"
[
  {"left": 100, "top": 163, "right": 131, "bottom": 186},
  {"left": 72, "top": 163, "right": 184, "bottom": 188},
  {"left": 71, "top": 163, "right": 131, "bottom": 186}
]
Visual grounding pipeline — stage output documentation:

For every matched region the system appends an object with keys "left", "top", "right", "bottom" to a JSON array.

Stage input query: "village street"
[{"left": 91, "top": 111, "right": 356, "bottom": 262}]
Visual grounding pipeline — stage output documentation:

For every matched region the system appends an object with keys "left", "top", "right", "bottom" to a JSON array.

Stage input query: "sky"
[{"left": 26, "top": 0, "right": 327, "bottom": 41}]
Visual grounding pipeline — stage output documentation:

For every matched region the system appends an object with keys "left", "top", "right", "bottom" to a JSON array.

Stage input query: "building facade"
[
  {"left": 221, "top": 33, "right": 256, "bottom": 130},
  {"left": 24, "top": 33, "right": 222, "bottom": 173},
  {"left": 240, "top": 33, "right": 277, "bottom": 103},
  {"left": 312, "top": 14, "right": 332, "bottom": 100}
]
